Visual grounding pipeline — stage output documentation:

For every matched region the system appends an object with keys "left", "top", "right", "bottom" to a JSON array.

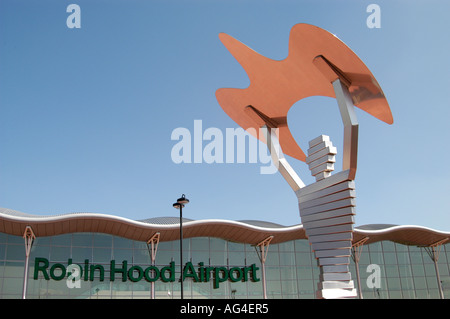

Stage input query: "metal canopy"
[
  {"left": 0, "top": 208, "right": 448, "bottom": 248},
  {"left": 215, "top": 23, "right": 393, "bottom": 161}
]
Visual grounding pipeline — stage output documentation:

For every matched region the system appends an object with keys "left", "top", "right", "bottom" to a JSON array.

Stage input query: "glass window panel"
[
  {"left": 93, "top": 234, "right": 112, "bottom": 248},
  {"left": 208, "top": 251, "right": 225, "bottom": 266},
  {"left": 279, "top": 252, "right": 295, "bottom": 266},
  {"left": 210, "top": 238, "right": 226, "bottom": 251},
  {"left": 396, "top": 252, "right": 410, "bottom": 264},
  {"left": 442, "top": 278, "right": 450, "bottom": 295},
  {"left": 193, "top": 281, "right": 212, "bottom": 298},
  {"left": 427, "top": 289, "right": 440, "bottom": 299},
  {"left": 382, "top": 241, "right": 396, "bottom": 252},
  {"left": 182, "top": 238, "right": 190, "bottom": 250},
  {"left": 133, "top": 249, "right": 150, "bottom": 264},
  {"left": 265, "top": 252, "right": 279, "bottom": 266},
  {"left": 402, "top": 289, "right": 416, "bottom": 299},
  {"left": 426, "top": 276, "right": 438, "bottom": 289},
  {"left": 2, "top": 277, "right": 23, "bottom": 295},
  {"left": 415, "top": 289, "right": 430, "bottom": 299},
  {"left": 229, "top": 251, "right": 246, "bottom": 266},
  {"left": 414, "top": 277, "right": 427, "bottom": 290},
  {"left": 0, "top": 244, "right": 5, "bottom": 260},
  {"left": 229, "top": 281, "right": 247, "bottom": 298},
  {"left": 409, "top": 251, "right": 423, "bottom": 265},
  {"left": 51, "top": 246, "right": 70, "bottom": 261},
  {"left": 228, "top": 242, "right": 244, "bottom": 252},
  {"left": 191, "top": 250, "right": 208, "bottom": 265},
  {"left": 51, "top": 234, "right": 72, "bottom": 246},
  {"left": 296, "top": 252, "right": 312, "bottom": 266},
  {"left": 384, "top": 252, "right": 397, "bottom": 265},
  {"left": 34, "top": 236, "right": 52, "bottom": 246},
  {"left": 281, "top": 280, "right": 298, "bottom": 294},
  {"left": 378, "top": 288, "right": 390, "bottom": 299},
  {"left": 113, "top": 236, "right": 133, "bottom": 249},
  {"left": 72, "top": 233, "right": 93, "bottom": 247},
  {"left": 247, "top": 280, "right": 263, "bottom": 298},
  {"left": 386, "top": 277, "right": 401, "bottom": 290},
  {"left": 400, "top": 276, "right": 415, "bottom": 291},
  {"left": 72, "top": 247, "right": 92, "bottom": 262},
  {"left": 112, "top": 248, "right": 132, "bottom": 262},
  {"left": 398, "top": 264, "right": 412, "bottom": 277},
  {"left": 30, "top": 245, "right": 50, "bottom": 259},
  {"left": 69, "top": 278, "right": 91, "bottom": 297},
  {"left": 424, "top": 263, "right": 436, "bottom": 277},
  {"left": 265, "top": 266, "right": 281, "bottom": 281},
  {"left": 105, "top": 281, "right": 127, "bottom": 298},
  {"left": 389, "top": 290, "right": 402, "bottom": 298},
  {"left": 412, "top": 264, "right": 425, "bottom": 277},
  {"left": 369, "top": 251, "right": 384, "bottom": 265},
  {"left": 93, "top": 248, "right": 112, "bottom": 263},
  {"left": 0, "top": 233, "right": 7, "bottom": 244},
  {"left": 157, "top": 241, "right": 173, "bottom": 251},
  {"left": 385, "top": 264, "right": 399, "bottom": 277},
  {"left": 438, "top": 263, "right": 449, "bottom": 277},
  {"left": 133, "top": 241, "right": 147, "bottom": 250},
  {"left": 298, "top": 279, "right": 314, "bottom": 292},
  {"left": 246, "top": 249, "right": 260, "bottom": 265},
  {"left": 191, "top": 237, "right": 209, "bottom": 251},
  {"left": 395, "top": 243, "right": 408, "bottom": 252},
  {"left": 155, "top": 281, "right": 173, "bottom": 298},
  {"left": 312, "top": 265, "right": 320, "bottom": 277},
  {"left": 7, "top": 235, "right": 23, "bottom": 245},
  {"left": 157, "top": 250, "right": 175, "bottom": 265},
  {"left": 359, "top": 252, "right": 371, "bottom": 265},
  {"left": 422, "top": 251, "right": 434, "bottom": 264},
  {"left": 368, "top": 242, "right": 382, "bottom": 252},
  {"left": 294, "top": 240, "right": 311, "bottom": 252},
  {"left": 266, "top": 280, "right": 281, "bottom": 298},
  {"left": 280, "top": 266, "right": 296, "bottom": 280},
  {"left": 278, "top": 241, "right": 294, "bottom": 252},
  {"left": 47, "top": 276, "right": 68, "bottom": 297},
  {"left": 6, "top": 245, "right": 24, "bottom": 261},
  {"left": 3, "top": 261, "right": 24, "bottom": 277},
  {"left": 27, "top": 277, "right": 48, "bottom": 298},
  {"left": 297, "top": 266, "right": 313, "bottom": 279}
]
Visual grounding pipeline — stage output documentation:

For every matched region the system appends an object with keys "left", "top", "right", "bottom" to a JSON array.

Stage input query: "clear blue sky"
[{"left": 1, "top": 0, "right": 449, "bottom": 231}]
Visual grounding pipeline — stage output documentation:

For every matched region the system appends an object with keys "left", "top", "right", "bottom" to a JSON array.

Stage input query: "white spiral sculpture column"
[{"left": 297, "top": 135, "right": 357, "bottom": 299}]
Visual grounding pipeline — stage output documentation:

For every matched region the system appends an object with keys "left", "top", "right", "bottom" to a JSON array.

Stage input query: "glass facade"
[{"left": 0, "top": 231, "right": 449, "bottom": 299}]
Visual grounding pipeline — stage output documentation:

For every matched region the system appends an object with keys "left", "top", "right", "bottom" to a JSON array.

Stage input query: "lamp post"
[{"left": 173, "top": 194, "right": 189, "bottom": 299}]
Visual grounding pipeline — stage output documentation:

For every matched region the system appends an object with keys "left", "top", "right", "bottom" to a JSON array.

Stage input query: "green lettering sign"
[{"left": 32, "top": 257, "right": 259, "bottom": 289}]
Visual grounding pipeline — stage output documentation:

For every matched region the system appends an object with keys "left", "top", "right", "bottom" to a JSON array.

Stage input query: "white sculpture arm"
[
  {"left": 332, "top": 78, "right": 359, "bottom": 180},
  {"left": 261, "top": 125, "right": 305, "bottom": 192}
]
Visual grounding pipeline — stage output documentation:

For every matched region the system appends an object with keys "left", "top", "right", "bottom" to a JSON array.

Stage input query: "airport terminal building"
[{"left": 0, "top": 207, "right": 449, "bottom": 299}]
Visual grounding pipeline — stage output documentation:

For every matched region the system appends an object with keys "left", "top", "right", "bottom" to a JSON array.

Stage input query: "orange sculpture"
[{"left": 215, "top": 23, "right": 393, "bottom": 162}]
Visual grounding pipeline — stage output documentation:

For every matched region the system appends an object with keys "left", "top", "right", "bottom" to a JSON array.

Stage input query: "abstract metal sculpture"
[{"left": 215, "top": 24, "right": 393, "bottom": 298}]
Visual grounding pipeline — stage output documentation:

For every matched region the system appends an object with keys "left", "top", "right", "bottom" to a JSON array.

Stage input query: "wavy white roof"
[{"left": 0, "top": 207, "right": 448, "bottom": 247}]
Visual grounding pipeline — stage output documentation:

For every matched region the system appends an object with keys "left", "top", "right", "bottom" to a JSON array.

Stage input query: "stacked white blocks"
[
  {"left": 297, "top": 135, "right": 357, "bottom": 299},
  {"left": 306, "top": 135, "right": 337, "bottom": 181}
]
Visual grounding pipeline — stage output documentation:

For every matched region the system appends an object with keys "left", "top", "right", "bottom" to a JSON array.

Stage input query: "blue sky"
[{"left": 0, "top": 0, "right": 449, "bottom": 231}]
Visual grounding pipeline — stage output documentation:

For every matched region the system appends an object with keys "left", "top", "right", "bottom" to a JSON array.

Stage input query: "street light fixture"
[{"left": 173, "top": 194, "right": 189, "bottom": 299}]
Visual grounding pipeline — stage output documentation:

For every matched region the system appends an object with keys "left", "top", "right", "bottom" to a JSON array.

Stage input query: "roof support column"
[
  {"left": 351, "top": 237, "right": 369, "bottom": 299},
  {"left": 146, "top": 232, "right": 160, "bottom": 299},
  {"left": 255, "top": 236, "right": 273, "bottom": 299},
  {"left": 424, "top": 238, "right": 448, "bottom": 299},
  {"left": 22, "top": 226, "right": 36, "bottom": 299}
]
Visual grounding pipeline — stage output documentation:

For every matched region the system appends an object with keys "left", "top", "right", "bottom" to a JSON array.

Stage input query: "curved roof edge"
[{"left": 0, "top": 208, "right": 448, "bottom": 247}]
